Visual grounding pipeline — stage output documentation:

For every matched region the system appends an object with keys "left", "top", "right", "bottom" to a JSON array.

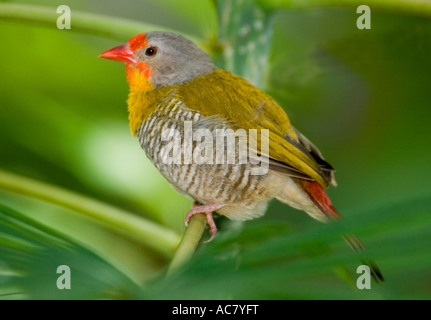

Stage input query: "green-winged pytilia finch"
[{"left": 99, "top": 31, "right": 383, "bottom": 281}]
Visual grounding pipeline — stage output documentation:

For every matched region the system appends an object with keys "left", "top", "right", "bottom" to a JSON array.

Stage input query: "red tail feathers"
[{"left": 300, "top": 180, "right": 340, "bottom": 220}]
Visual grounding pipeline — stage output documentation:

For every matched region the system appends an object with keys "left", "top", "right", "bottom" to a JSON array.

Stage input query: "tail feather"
[
  {"left": 298, "top": 180, "right": 340, "bottom": 220},
  {"left": 299, "top": 180, "right": 384, "bottom": 283},
  {"left": 344, "top": 234, "right": 385, "bottom": 283}
]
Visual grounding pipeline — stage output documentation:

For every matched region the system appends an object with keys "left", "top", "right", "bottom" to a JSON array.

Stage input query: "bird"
[{"left": 99, "top": 31, "right": 383, "bottom": 281}]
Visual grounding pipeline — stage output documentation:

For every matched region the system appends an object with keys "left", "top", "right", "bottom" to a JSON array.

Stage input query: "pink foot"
[{"left": 185, "top": 202, "right": 223, "bottom": 242}]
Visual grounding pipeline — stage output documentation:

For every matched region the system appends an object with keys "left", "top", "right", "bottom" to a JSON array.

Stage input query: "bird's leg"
[{"left": 185, "top": 202, "right": 223, "bottom": 242}]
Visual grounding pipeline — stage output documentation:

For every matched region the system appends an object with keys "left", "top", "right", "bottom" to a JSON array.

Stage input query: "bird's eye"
[{"left": 145, "top": 46, "right": 157, "bottom": 57}]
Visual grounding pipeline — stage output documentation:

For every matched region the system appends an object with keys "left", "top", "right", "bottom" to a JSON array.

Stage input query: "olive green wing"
[
  {"left": 290, "top": 127, "right": 337, "bottom": 186},
  {"left": 177, "top": 69, "right": 334, "bottom": 187}
]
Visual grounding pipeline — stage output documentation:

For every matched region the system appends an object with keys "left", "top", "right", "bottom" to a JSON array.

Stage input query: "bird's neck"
[{"left": 126, "top": 64, "right": 155, "bottom": 136}]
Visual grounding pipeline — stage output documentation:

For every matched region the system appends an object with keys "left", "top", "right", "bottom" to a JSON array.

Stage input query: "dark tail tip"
[
  {"left": 344, "top": 234, "right": 384, "bottom": 283},
  {"left": 366, "top": 259, "right": 385, "bottom": 283}
]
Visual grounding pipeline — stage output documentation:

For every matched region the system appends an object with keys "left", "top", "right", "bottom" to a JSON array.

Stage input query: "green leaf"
[
  {"left": 138, "top": 194, "right": 431, "bottom": 300},
  {"left": 0, "top": 203, "right": 139, "bottom": 299}
]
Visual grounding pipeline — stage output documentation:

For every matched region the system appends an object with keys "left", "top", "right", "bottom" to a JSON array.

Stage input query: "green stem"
[
  {"left": 0, "top": 3, "right": 203, "bottom": 44},
  {"left": 167, "top": 214, "right": 207, "bottom": 276},
  {"left": 0, "top": 169, "right": 180, "bottom": 258},
  {"left": 259, "top": 0, "right": 431, "bottom": 17}
]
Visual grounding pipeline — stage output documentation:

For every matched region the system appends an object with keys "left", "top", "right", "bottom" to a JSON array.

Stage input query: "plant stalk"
[
  {"left": 0, "top": 3, "right": 203, "bottom": 44},
  {"left": 259, "top": 0, "right": 431, "bottom": 17},
  {"left": 167, "top": 214, "right": 207, "bottom": 276},
  {"left": 0, "top": 169, "right": 180, "bottom": 258}
]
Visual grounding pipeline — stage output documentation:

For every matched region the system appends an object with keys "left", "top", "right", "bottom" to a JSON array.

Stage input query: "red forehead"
[{"left": 129, "top": 33, "right": 149, "bottom": 51}]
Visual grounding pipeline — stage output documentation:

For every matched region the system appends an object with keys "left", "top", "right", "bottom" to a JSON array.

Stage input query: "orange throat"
[
  {"left": 126, "top": 63, "right": 153, "bottom": 91},
  {"left": 126, "top": 64, "right": 154, "bottom": 136}
]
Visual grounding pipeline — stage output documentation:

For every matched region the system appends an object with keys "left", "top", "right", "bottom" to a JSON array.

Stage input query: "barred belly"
[{"left": 136, "top": 100, "right": 278, "bottom": 220}]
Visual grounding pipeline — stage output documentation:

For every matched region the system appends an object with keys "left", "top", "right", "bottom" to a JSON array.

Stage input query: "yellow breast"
[{"left": 126, "top": 64, "right": 154, "bottom": 136}]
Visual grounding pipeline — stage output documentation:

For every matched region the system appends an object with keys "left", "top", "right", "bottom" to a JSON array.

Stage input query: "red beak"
[{"left": 99, "top": 43, "right": 136, "bottom": 64}]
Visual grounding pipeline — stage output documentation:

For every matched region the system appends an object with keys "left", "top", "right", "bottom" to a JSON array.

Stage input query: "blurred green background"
[{"left": 0, "top": 0, "right": 430, "bottom": 299}]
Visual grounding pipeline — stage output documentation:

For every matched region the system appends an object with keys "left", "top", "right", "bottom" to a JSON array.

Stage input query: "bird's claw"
[{"left": 185, "top": 202, "right": 221, "bottom": 242}]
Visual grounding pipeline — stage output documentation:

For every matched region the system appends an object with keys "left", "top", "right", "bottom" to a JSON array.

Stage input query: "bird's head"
[{"left": 99, "top": 31, "right": 215, "bottom": 91}]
